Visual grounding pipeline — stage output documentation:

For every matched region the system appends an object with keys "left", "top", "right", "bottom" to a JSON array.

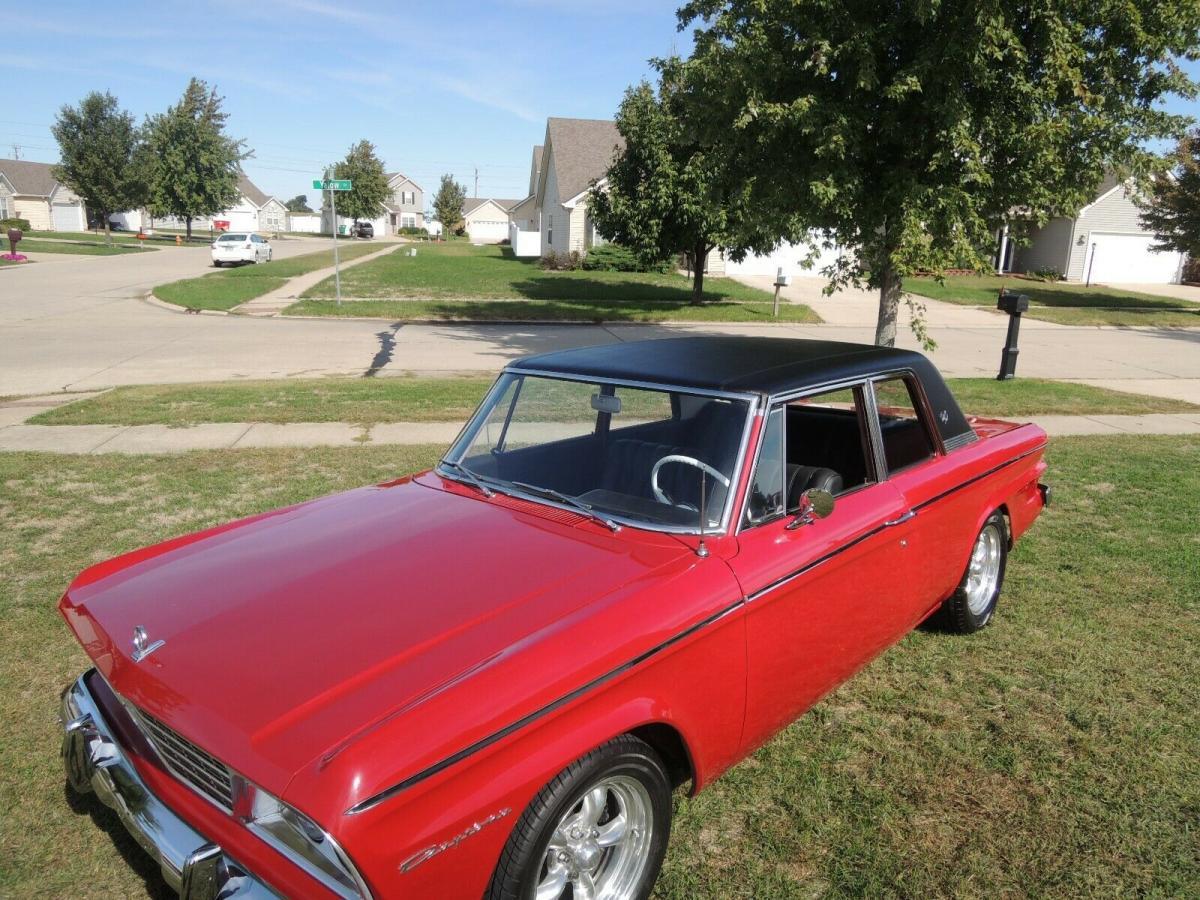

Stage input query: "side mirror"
[{"left": 785, "top": 489, "right": 835, "bottom": 530}]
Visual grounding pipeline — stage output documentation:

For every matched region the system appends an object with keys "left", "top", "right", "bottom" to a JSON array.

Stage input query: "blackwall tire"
[
  {"left": 486, "top": 734, "right": 672, "bottom": 900},
  {"left": 940, "top": 511, "right": 1008, "bottom": 634}
]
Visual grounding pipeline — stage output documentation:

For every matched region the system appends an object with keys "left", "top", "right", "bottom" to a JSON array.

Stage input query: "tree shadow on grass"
[
  {"left": 509, "top": 276, "right": 740, "bottom": 304},
  {"left": 1020, "top": 286, "right": 1197, "bottom": 310}
]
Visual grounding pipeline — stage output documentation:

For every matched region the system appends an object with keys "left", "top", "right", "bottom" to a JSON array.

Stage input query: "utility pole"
[
  {"left": 474, "top": 167, "right": 479, "bottom": 197},
  {"left": 10, "top": 144, "right": 20, "bottom": 160}
]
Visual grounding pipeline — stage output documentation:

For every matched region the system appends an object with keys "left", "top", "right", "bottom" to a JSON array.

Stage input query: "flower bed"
[{"left": 1, "top": 253, "right": 28, "bottom": 262}]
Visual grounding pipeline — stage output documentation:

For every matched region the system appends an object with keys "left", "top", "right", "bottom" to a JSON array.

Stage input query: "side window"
[
  {"left": 873, "top": 377, "right": 937, "bottom": 473},
  {"left": 785, "top": 387, "right": 872, "bottom": 501},
  {"left": 744, "top": 386, "right": 874, "bottom": 528},
  {"left": 745, "top": 407, "right": 785, "bottom": 525}
]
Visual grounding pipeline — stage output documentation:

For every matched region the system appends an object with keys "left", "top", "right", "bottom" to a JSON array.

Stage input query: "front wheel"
[
  {"left": 940, "top": 512, "right": 1007, "bottom": 633},
  {"left": 487, "top": 734, "right": 672, "bottom": 900}
]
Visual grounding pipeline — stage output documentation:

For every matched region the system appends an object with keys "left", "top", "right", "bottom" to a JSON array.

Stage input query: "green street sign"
[{"left": 313, "top": 179, "right": 352, "bottom": 191}]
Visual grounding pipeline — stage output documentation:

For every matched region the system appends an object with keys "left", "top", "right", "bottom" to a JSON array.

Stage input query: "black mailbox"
[
  {"left": 995, "top": 289, "right": 1030, "bottom": 380},
  {"left": 997, "top": 289, "right": 1030, "bottom": 314}
]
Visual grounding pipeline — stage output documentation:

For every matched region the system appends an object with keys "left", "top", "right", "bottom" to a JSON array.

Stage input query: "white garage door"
[
  {"left": 724, "top": 237, "right": 843, "bottom": 277},
  {"left": 1086, "top": 233, "right": 1182, "bottom": 285},
  {"left": 52, "top": 203, "right": 83, "bottom": 231},
  {"left": 467, "top": 220, "right": 509, "bottom": 243}
]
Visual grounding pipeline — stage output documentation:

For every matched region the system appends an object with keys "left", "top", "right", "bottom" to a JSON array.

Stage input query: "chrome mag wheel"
[
  {"left": 534, "top": 775, "right": 653, "bottom": 900},
  {"left": 965, "top": 522, "right": 1003, "bottom": 616}
]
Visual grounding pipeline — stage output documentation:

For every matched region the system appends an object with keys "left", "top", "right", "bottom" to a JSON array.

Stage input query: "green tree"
[
  {"left": 589, "top": 67, "right": 754, "bottom": 304},
  {"left": 432, "top": 174, "right": 467, "bottom": 238},
  {"left": 144, "top": 78, "right": 247, "bottom": 239},
  {"left": 1139, "top": 130, "right": 1200, "bottom": 256},
  {"left": 51, "top": 92, "right": 148, "bottom": 246},
  {"left": 679, "top": 0, "right": 1200, "bottom": 345},
  {"left": 284, "top": 194, "right": 312, "bottom": 213},
  {"left": 330, "top": 140, "right": 389, "bottom": 227}
]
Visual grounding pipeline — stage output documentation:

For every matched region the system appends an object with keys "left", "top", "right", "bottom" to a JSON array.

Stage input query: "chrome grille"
[{"left": 131, "top": 707, "right": 234, "bottom": 811}]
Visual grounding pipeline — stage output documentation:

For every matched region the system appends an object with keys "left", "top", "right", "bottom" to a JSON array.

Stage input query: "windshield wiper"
[
  {"left": 509, "top": 481, "right": 621, "bottom": 533},
  {"left": 438, "top": 459, "right": 494, "bottom": 497}
]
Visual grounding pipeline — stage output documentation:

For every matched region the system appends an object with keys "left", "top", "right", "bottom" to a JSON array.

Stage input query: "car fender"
[{"left": 323, "top": 609, "right": 746, "bottom": 899}]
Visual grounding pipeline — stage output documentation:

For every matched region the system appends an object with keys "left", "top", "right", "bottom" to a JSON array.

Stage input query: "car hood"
[{"left": 60, "top": 475, "right": 691, "bottom": 796}]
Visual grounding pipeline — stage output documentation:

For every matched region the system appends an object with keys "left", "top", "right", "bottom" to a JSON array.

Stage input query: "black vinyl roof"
[
  {"left": 513, "top": 337, "right": 976, "bottom": 448},
  {"left": 516, "top": 337, "right": 922, "bottom": 395}
]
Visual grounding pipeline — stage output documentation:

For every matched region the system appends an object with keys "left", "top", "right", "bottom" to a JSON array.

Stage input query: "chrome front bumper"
[{"left": 60, "top": 672, "right": 278, "bottom": 899}]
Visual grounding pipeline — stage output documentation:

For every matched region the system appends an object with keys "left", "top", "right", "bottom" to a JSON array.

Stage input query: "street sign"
[{"left": 312, "top": 179, "right": 352, "bottom": 191}]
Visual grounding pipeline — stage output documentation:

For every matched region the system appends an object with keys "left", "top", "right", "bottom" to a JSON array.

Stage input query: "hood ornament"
[{"left": 131, "top": 625, "right": 165, "bottom": 662}]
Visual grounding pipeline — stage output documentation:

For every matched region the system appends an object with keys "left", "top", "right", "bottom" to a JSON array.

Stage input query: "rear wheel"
[
  {"left": 487, "top": 734, "right": 671, "bottom": 900},
  {"left": 940, "top": 512, "right": 1007, "bottom": 633}
]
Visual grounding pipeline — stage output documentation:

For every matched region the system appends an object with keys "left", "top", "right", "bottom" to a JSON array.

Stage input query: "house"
[
  {"left": 1000, "top": 176, "right": 1184, "bottom": 284},
  {"left": 384, "top": 173, "right": 424, "bottom": 231},
  {"left": 508, "top": 145, "right": 543, "bottom": 256},
  {"left": 462, "top": 198, "right": 519, "bottom": 243},
  {"left": 0, "top": 158, "right": 88, "bottom": 231},
  {"left": 147, "top": 174, "right": 285, "bottom": 234},
  {"left": 533, "top": 118, "right": 624, "bottom": 256}
]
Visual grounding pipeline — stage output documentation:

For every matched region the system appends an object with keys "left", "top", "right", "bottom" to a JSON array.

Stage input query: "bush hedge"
[
  {"left": 580, "top": 244, "right": 672, "bottom": 273},
  {"left": 1, "top": 218, "right": 32, "bottom": 233}
]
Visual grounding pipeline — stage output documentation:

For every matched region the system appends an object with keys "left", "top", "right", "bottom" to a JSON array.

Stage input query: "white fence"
[{"left": 509, "top": 222, "right": 540, "bottom": 257}]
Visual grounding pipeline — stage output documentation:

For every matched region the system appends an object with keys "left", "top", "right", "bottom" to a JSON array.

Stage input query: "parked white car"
[{"left": 211, "top": 232, "right": 272, "bottom": 267}]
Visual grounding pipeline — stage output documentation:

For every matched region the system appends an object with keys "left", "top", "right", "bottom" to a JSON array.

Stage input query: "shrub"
[
  {"left": 397, "top": 226, "right": 426, "bottom": 235},
  {"left": 540, "top": 250, "right": 583, "bottom": 271},
  {"left": 581, "top": 243, "right": 672, "bottom": 273},
  {"left": 1182, "top": 257, "right": 1200, "bottom": 284},
  {"left": 1026, "top": 266, "right": 1062, "bottom": 282},
  {"left": 1, "top": 218, "right": 32, "bottom": 233}
]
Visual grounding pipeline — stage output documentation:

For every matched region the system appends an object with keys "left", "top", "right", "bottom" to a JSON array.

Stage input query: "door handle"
[{"left": 884, "top": 510, "right": 915, "bottom": 527}]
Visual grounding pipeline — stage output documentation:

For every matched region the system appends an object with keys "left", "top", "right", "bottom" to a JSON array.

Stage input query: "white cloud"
[{"left": 429, "top": 75, "right": 542, "bottom": 123}]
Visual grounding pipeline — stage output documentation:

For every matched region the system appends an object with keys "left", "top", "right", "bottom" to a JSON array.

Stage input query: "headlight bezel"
[{"left": 240, "top": 779, "right": 372, "bottom": 899}]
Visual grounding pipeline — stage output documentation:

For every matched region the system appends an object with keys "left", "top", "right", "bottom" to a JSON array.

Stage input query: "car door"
[{"left": 729, "top": 384, "right": 925, "bottom": 750}]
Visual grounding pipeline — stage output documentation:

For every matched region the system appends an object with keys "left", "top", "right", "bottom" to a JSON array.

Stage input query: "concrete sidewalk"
[
  {"left": 234, "top": 244, "right": 400, "bottom": 316},
  {"left": 2, "top": 408, "right": 1197, "bottom": 454}
]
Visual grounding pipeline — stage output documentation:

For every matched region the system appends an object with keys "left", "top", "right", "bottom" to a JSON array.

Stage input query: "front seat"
[{"left": 786, "top": 465, "right": 843, "bottom": 512}]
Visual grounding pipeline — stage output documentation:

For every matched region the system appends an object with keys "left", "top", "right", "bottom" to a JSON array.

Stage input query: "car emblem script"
[{"left": 131, "top": 625, "right": 165, "bottom": 662}]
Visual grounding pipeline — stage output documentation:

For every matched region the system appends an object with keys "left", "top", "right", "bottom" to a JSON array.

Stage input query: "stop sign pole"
[{"left": 314, "top": 179, "right": 352, "bottom": 305}]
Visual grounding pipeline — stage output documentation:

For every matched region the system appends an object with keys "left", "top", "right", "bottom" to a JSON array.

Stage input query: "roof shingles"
[
  {"left": 0, "top": 158, "right": 60, "bottom": 196},
  {"left": 544, "top": 118, "right": 624, "bottom": 203}
]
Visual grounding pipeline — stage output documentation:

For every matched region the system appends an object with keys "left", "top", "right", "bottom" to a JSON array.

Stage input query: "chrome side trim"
[{"left": 346, "top": 598, "right": 746, "bottom": 816}]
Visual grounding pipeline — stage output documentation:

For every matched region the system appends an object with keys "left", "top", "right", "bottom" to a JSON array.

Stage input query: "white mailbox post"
[{"left": 772, "top": 266, "right": 791, "bottom": 317}]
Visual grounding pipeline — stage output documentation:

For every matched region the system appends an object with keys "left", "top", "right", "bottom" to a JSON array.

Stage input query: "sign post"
[{"left": 314, "top": 178, "right": 352, "bottom": 305}]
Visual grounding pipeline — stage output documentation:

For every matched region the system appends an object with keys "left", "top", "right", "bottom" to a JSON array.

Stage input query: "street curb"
[
  {"left": 274, "top": 313, "right": 825, "bottom": 326},
  {"left": 141, "top": 291, "right": 230, "bottom": 316}
]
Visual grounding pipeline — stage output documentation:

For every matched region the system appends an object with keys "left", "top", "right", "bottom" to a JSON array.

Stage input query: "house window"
[
  {"left": 401, "top": 214, "right": 416, "bottom": 228},
  {"left": 0, "top": 196, "right": 8, "bottom": 219}
]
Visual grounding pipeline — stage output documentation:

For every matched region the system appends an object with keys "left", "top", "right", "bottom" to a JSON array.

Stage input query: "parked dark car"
[{"left": 353, "top": 221, "right": 374, "bottom": 238}]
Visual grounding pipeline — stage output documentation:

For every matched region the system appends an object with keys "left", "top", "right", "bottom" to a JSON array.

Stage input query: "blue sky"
[
  {"left": 2, "top": 1, "right": 688, "bottom": 208},
  {"left": 5, "top": 3, "right": 1199, "bottom": 212}
]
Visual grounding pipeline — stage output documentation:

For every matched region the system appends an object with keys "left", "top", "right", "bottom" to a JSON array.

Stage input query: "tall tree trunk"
[
  {"left": 875, "top": 262, "right": 903, "bottom": 347},
  {"left": 691, "top": 241, "right": 708, "bottom": 305},
  {"left": 103, "top": 217, "right": 112, "bottom": 248},
  {"left": 186, "top": 216, "right": 193, "bottom": 240}
]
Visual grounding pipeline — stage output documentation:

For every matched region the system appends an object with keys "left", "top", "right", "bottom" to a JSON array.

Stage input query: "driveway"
[
  {"left": 0, "top": 248, "right": 1198, "bottom": 402},
  {"left": 1100, "top": 282, "right": 1200, "bottom": 304}
]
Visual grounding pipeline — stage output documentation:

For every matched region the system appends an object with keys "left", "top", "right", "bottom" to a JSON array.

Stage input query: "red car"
[{"left": 59, "top": 337, "right": 1049, "bottom": 900}]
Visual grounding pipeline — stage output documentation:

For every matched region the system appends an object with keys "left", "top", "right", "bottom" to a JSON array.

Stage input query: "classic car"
[{"left": 58, "top": 337, "right": 1049, "bottom": 900}]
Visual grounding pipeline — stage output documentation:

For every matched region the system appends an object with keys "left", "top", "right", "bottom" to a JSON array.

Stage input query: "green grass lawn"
[
  {"left": 153, "top": 243, "right": 390, "bottom": 311},
  {"left": 0, "top": 434, "right": 1196, "bottom": 897},
  {"left": 28, "top": 375, "right": 1198, "bottom": 428},
  {"left": 908, "top": 274, "right": 1200, "bottom": 327},
  {"left": 291, "top": 242, "right": 813, "bottom": 322},
  {"left": 8, "top": 238, "right": 156, "bottom": 257}
]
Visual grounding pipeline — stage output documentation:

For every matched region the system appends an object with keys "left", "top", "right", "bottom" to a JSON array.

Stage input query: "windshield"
[
  {"left": 217, "top": 233, "right": 247, "bottom": 242},
  {"left": 443, "top": 373, "right": 752, "bottom": 532}
]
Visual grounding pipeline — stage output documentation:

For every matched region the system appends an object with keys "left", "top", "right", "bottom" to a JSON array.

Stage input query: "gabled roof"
[
  {"left": 528, "top": 145, "right": 543, "bottom": 197},
  {"left": 540, "top": 118, "right": 624, "bottom": 207},
  {"left": 386, "top": 172, "right": 423, "bottom": 191},
  {"left": 463, "top": 197, "right": 520, "bottom": 216},
  {"left": 237, "top": 174, "right": 272, "bottom": 208},
  {"left": 0, "top": 158, "right": 60, "bottom": 197}
]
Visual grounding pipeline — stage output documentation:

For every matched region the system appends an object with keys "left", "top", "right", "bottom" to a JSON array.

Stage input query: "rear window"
[{"left": 217, "top": 233, "right": 246, "bottom": 242}]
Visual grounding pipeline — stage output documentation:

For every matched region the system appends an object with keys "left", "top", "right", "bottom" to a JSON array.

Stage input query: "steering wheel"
[{"left": 651, "top": 455, "right": 731, "bottom": 508}]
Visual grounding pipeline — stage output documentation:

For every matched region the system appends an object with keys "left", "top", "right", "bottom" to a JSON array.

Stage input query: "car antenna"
[{"left": 696, "top": 468, "right": 709, "bottom": 558}]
